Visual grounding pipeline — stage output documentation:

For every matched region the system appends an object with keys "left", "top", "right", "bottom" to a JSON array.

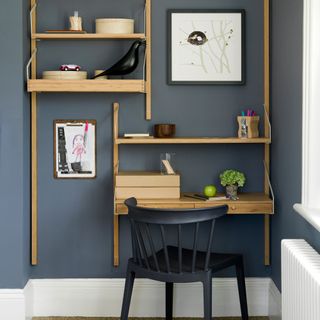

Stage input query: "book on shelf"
[
  {"left": 185, "top": 194, "right": 228, "bottom": 201},
  {"left": 45, "top": 30, "right": 87, "bottom": 34},
  {"left": 124, "top": 133, "right": 152, "bottom": 138}
]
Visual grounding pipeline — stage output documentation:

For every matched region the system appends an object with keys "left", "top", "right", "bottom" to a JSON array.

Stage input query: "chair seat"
[{"left": 146, "top": 246, "right": 242, "bottom": 273}]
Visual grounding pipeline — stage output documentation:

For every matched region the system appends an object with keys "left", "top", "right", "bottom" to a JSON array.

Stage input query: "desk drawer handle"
[{"left": 230, "top": 206, "right": 237, "bottom": 211}]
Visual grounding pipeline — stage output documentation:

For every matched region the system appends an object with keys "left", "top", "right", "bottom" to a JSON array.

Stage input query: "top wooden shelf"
[{"left": 32, "top": 33, "right": 146, "bottom": 40}]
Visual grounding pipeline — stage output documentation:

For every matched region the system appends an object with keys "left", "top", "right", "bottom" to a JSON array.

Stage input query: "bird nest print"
[{"left": 169, "top": 11, "right": 245, "bottom": 84}]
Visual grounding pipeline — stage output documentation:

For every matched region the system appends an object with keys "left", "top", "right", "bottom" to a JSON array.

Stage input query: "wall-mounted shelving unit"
[
  {"left": 28, "top": 0, "right": 272, "bottom": 269},
  {"left": 112, "top": 101, "right": 274, "bottom": 267},
  {"left": 28, "top": 0, "right": 152, "bottom": 265},
  {"left": 112, "top": 0, "right": 272, "bottom": 268}
]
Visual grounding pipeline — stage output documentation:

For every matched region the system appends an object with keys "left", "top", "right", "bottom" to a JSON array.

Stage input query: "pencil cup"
[{"left": 237, "top": 116, "right": 260, "bottom": 139}]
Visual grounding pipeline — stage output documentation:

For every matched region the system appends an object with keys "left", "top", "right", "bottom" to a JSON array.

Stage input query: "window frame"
[{"left": 294, "top": 0, "right": 320, "bottom": 231}]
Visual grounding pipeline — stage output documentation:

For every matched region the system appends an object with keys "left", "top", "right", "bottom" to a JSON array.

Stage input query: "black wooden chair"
[{"left": 120, "top": 197, "right": 249, "bottom": 320}]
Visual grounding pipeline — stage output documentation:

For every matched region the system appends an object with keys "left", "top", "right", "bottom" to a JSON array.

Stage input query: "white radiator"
[{"left": 282, "top": 239, "right": 320, "bottom": 320}]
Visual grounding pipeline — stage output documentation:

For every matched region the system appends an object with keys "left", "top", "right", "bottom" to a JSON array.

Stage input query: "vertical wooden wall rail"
[
  {"left": 145, "top": 0, "right": 152, "bottom": 120},
  {"left": 31, "top": 0, "right": 38, "bottom": 266},
  {"left": 263, "top": 0, "right": 271, "bottom": 266},
  {"left": 113, "top": 103, "right": 120, "bottom": 266}
]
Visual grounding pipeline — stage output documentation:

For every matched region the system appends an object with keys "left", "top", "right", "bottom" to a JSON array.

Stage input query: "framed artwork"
[
  {"left": 54, "top": 120, "right": 97, "bottom": 179},
  {"left": 168, "top": 9, "right": 246, "bottom": 85}
]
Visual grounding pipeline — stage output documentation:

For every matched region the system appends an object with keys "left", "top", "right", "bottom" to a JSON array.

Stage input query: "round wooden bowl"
[
  {"left": 154, "top": 124, "right": 176, "bottom": 138},
  {"left": 42, "top": 71, "right": 87, "bottom": 80}
]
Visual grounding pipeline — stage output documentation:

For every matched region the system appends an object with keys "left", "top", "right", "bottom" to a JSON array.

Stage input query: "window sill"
[{"left": 294, "top": 204, "right": 320, "bottom": 233}]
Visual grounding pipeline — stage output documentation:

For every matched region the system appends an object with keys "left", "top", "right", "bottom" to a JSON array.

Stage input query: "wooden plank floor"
[{"left": 33, "top": 317, "right": 270, "bottom": 320}]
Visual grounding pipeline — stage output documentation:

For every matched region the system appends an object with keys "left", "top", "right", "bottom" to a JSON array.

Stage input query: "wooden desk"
[
  {"left": 115, "top": 193, "right": 273, "bottom": 215},
  {"left": 113, "top": 193, "right": 274, "bottom": 267}
]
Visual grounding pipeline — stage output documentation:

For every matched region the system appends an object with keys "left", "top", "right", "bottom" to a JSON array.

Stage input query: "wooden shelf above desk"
[
  {"left": 116, "top": 137, "right": 271, "bottom": 145},
  {"left": 32, "top": 33, "right": 146, "bottom": 40},
  {"left": 27, "top": 79, "right": 146, "bottom": 93},
  {"left": 115, "top": 193, "right": 274, "bottom": 215}
]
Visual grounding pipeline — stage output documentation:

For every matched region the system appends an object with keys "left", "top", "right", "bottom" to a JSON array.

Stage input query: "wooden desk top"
[{"left": 115, "top": 192, "right": 273, "bottom": 215}]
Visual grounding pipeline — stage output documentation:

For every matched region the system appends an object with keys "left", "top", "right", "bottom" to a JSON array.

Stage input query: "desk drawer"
[
  {"left": 116, "top": 203, "right": 195, "bottom": 214},
  {"left": 139, "top": 203, "right": 195, "bottom": 210},
  {"left": 194, "top": 202, "right": 273, "bottom": 214}
]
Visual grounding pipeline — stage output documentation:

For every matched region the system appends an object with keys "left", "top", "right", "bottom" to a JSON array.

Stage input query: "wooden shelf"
[
  {"left": 115, "top": 193, "right": 274, "bottom": 215},
  {"left": 27, "top": 79, "right": 146, "bottom": 93},
  {"left": 116, "top": 137, "right": 271, "bottom": 144},
  {"left": 32, "top": 33, "right": 146, "bottom": 40}
]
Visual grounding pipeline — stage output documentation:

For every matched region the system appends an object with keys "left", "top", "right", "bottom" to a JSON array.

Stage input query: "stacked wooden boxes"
[{"left": 115, "top": 172, "right": 180, "bottom": 199}]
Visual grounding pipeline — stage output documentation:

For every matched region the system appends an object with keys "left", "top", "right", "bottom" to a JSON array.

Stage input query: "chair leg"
[
  {"left": 120, "top": 263, "right": 136, "bottom": 320},
  {"left": 202, "top": 272, "right": 212, "bottom": 320},
  {"left": 165, "top": 282, "right": 173, "bottom": 320},
  {"left": 236, "top": 258, "right": 249, "bottom": 320}
]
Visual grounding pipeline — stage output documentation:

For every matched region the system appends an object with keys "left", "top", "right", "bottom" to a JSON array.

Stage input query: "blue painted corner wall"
[{"left": 0, "top": 0, "right": 319, "bottom": 290}]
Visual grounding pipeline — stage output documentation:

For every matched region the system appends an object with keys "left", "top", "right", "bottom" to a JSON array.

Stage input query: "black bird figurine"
[{"left": 93, "top": 40, "right": 146, "bottom": 79}]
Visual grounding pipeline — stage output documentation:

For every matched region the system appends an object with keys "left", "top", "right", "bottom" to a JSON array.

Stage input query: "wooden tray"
[{"left": 42, "top": 71, "right": 87, "bottom": 80}]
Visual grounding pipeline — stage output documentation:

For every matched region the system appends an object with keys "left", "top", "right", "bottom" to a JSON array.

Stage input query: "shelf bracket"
[
  {"left": 263, "top": 103, "right": 271, "bottom": 140},
  {"left": 144, "top": 0, "right": 152, "bottom": 120},
  {"left": 26, "top": 48, "right": 37, "bottom": 81},
  {"left": 142, "top": 2, "right": 147, "bottom": 90},
  {"left": 30, "top": 3, "right": 37, "bottom": 35},
  {"left": 263, "top": 160, "right": 274, "bottom": 214},
  {"left": 143, "top": 2, "right": 146, "bottom": 36},
  {"left": 263, "top": 159, "right": 273, "bottom": 266}
]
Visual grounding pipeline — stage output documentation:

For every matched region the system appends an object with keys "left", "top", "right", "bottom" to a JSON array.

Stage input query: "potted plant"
[{"left": 219, "top": 169, "right": 246, "bottom": 200}]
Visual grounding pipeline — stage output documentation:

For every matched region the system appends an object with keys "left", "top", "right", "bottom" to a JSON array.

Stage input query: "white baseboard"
[
  {"left": 269, "top": 280, "right": 282, "bottom": 320},
  {"left": 24, "top": 279, "right": 34, "bottom": 320},
  {"left": 0, "top": 278, "right": 281, "bottom": 319},
  {"left": 25, "top": 278, "right": 280, "bottom": 318},
  {"left": 0, "top": 289, "right": 26, "bottom": 320}
]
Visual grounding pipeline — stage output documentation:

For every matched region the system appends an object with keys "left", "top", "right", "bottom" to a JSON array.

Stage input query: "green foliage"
[{"left": 219, "top": 169, "right": 246, "bottom": 187}]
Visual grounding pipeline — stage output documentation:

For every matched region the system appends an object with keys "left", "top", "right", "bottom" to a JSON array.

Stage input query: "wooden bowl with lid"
[{"left": 154, "top": 124, "right": 176, "bottom": 138}]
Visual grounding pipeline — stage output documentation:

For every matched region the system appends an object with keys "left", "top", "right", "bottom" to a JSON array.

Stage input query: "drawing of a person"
[{"left": 72, "top": 134, "right": 86, "bottom": 163}]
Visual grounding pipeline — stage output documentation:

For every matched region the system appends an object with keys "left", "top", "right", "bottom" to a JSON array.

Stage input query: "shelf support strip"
[
  {"left": 263, "top": 103, "right": 272, "bottom": 140},
  {"left": 30, "top": 3, "right": 37, "bottom": 35},
  {"left": 26, "top": 48, "right": 37, "bottom": 81},
  {"left": 263, "top": 160, "right": 275, "bottom": 214}
]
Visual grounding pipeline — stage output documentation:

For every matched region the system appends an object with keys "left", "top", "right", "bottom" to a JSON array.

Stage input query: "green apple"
[{"left": 203, "top": 185, "right": 217, "bottom": 197}]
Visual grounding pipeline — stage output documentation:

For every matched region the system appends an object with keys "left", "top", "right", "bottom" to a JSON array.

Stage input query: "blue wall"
[
  {"left": 270, "top": 0, "right": 320, "bottom": 290},
  {"left": 30, "top": 0, "right": 270, "bottom": 279},
  {"left": 0, "top": 0, "right": 29, "bottom": 288},
  {"left": 3, "top": 0, "right": 308, "bottom": 288}
]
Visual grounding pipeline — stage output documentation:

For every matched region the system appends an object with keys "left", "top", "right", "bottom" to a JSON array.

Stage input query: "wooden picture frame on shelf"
[
  {"left": 167, "top": 9, "right": 246, "bottom": 85},
  {"left": 53, "top": 120, "right": 97, "bottom": 179}
]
